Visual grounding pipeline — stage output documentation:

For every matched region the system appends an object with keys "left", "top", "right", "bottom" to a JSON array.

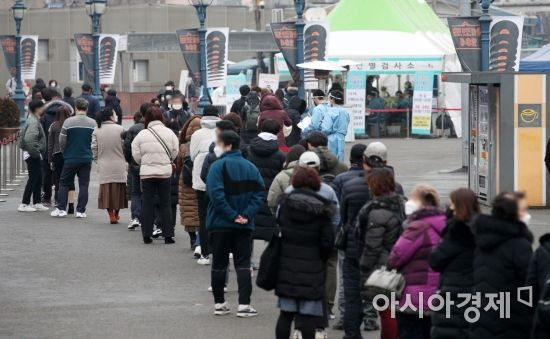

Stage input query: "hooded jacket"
[
  {"left": 177, "top": 115, "right": 201, "bottom": 231},
  {"left": 40, "top": 99, "right": 74, "bottom": 159},
  {"left": 527, "top": 233, "right": 550, "bottom": 339},
  {"left": 311, "top": 146, "right": 348, "bottom": 178},
  {"left": 189, "top": 116, "right": 220, "bottom": 191},
  {"left": 258, "top": 95, "right": 292, "bottom": 147},
  {"left": 388, "top": 208, "right": 446, "bottom": 310},
  {"left": 470, "top": 214, "right": 533, "bottom": 339},
  {"left": 357, "top": 194, "right": 406, "bottom": 300},
  {"left": 429, "top": 218, "right": 476, "bottom": 339},
  {"left": 247, "top": 135, "right": 285, "bottom": 240},
  {"left": 20, "top": 113, "right": 46, "bottom": 159},
  {"left": 275, "top": 189, "right": 335, "bottom": 300},
  {"left": 285, "top": 96, "right": 306, "bottom": 146},
  {"left": 267, "top": 160, "right": 298, "bottom": 215}
]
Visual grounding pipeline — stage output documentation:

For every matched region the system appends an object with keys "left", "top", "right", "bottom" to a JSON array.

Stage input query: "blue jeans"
[
  {"left": 130, "top": 170, "right": 141, "bottom": 220},
  {"left": 57, "top": 162, "right": 91, "bottom": 213}
]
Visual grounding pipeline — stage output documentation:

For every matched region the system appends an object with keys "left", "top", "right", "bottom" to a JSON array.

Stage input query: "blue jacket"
[
  {"left": 78, "top": 93, "right": 100, "bottom": 119},
  {"left": 302, "top": 102, "right": 329, "bottom": 135},
  {"left": 59, "top": 113, "right": 97, "bottom": 164},
  {"left": 206, "top": 150, "right": 265, "bottom": 232}
]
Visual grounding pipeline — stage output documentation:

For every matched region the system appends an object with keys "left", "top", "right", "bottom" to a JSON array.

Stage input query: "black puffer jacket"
[
  {"left": 123, "top": 121, "right": 144, "bottom": 173},
  {"left": 356, "top": 194, "right": 405, "bottom": 299},
  {"left": 285, "top": 96, "right": 305, "bottom": 147},
  {"left": 247, "top": 136, "right": 285, "bottom": 241},
  {"left": 429, "top": 218, "right": 475, "bottom": 339},
  {"left": 471, "top": 214, "right": 534, "bottom": 339},
  {"left": 527, "top": 233, "right": 550, "bottom": 339},
  {"left": 275, "top": 189, "right": 335, "bottom": 300},
  {"left": 40, "top": 100, "right": 74, "bottom": 159}
]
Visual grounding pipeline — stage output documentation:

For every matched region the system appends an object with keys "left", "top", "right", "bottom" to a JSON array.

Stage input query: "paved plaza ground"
[{"left": 0, "top": 137, "right": 548, "bottom": 339}]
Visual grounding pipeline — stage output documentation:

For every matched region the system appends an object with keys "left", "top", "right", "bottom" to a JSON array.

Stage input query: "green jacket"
[{"left": 20, "top": 113, "right": 46, "bottom": 159}]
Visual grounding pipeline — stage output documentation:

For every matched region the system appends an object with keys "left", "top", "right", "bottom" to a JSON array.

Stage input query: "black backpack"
[{"left": 243, "top": 104, "right": 261, "bottom": 133}]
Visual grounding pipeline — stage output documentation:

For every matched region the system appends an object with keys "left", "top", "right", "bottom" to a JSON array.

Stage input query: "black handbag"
[
  {"left": 256, "top": 229, "right": 282, "bottom": 291},
  {"left": 334, "top": 222, "right": 349, "bottom": 250},
  {"left": 182, "top": 144, "right": 193, "bottom": 187}
]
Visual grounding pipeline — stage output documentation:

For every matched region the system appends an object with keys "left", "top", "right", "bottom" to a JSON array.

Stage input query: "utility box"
[{"left": 444, "top": 72, "right": 549, "bottom": 207}]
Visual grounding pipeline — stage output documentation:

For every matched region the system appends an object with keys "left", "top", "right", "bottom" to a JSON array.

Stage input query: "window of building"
[
  {"left": 133, "top": 60, "right": 149, "bottom": 82},
  {"left": 38, "top": 39, "right": 49, "bottom": 62}
]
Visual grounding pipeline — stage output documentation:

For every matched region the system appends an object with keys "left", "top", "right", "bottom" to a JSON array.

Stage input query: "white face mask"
[
  {"left": 165, "top": 86, "right": 173, "bottom": 91},
  {"left": 405, "top": 200, "right": 420, "bottom": 216},
  {"left": 50, "top": 82, "right": 57, "bottom": 87},
  {"left": 520, "top": 213, "right": 532, "bottom": 226},
  {"left": 214, "top": 145, "right": 225, "bottom": 158},
  {"left": 172, "top": 104, "right": 182, "bottom": 110}
]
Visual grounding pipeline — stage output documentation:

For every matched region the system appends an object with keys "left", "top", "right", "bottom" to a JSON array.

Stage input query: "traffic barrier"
[{"left": 0, "top": 130, "right": 23, "bottom": 202}]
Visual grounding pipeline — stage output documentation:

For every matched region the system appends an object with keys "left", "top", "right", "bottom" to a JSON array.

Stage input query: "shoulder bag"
[
  {"left": 364, "top": 265, "right": 406, "bottom": 298},
  {"left": 148, "top": 127, "right": 176, "bottom": 174}
]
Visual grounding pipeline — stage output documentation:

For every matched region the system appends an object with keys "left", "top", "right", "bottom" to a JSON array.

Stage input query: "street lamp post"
[
  {"left": 294, "top": 0, "right": 306, "bottom": 100},
  {"left": 479, "top": 0, "right": 492, "bottom": 71},
  {"left": 190, "top": 0, "right": 213, "bottom": 114},
  {"left": 85, "top": 0, "right": 107, "bottom": 106},
  {"left": 12, "top": 0, "right": 27, "bottom": 127}
]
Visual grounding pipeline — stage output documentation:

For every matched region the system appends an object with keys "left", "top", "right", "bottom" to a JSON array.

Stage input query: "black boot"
[
  {"left": 165, "top": 237, "right": 175, "bottom": 244},
  {"left": 67, "top": 203, "right": 74, "bottom": 214},
  {"left": 143, "top": 237, "right": 153, "bottom": 244}
]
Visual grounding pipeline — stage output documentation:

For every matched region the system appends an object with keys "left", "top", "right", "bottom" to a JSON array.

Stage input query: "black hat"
[{"left": 312, "top": 89, "right": 325, "bottom": 98}]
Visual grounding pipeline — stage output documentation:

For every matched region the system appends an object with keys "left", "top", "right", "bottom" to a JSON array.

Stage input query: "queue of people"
[{"left": 15, "top": 79, "right": 549, "bottom": 339}]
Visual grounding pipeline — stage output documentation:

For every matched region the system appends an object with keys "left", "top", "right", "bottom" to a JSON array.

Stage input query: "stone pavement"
[{"left": 0, "top": 138, "right": 548, "bottom": 339}]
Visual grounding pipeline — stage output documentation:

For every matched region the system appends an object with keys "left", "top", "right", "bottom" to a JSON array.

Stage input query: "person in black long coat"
[
  {"left": 527, "top": 232, "right": 550, "bottom": 339},
  {"left": 429, "top": 188, "right": 480, "bottom": 339},
  {"left": 285, "top": 96, "right": 306, "bottom": 147},
  {"left": 470, "top": 192, "right": 533, "bottom": 339},
  {"left": 274, "top": 166, "right": 334, "bottom": 339},
  {"left": 247, "top": 119, "right": 285, "bottom": 241}
]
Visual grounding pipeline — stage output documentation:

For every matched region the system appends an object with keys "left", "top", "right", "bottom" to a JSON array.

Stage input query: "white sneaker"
[
  {"left": 214, "top": 302, "right": 230, "bottom": 316},
  {"left": 50, "top": 208, "right": 67, "bottom": 217},
  {"left": 208, "top": 286, "right": 228, "bottom": 293},
  {"left": 18, "top": 204, "right": 37, "bottom": 212},
  {"left": 292, "top": 330, "right": 303, "bottom": 339},
  {"left": 194, "top": 245, "right": 202, "bottom": 259},
  {"left": 128, "top": 218, "right": 140, "bottom": 230},
  {"left": 197, "top": 256, "right": 211, "bottom": 265},
  {"left": 236, "top": 305, "right": 258, "bottom": 318},
  {"left": 229, "top": 253, "right": 233, "bottom": 259},
  {"left": 32, "top": 203, "right": 49, "bottom": 211},
  {"left": 75, "top": 212, "right": 86, "bottom": 218},
  {"left": 315, "top": 329, "right": 328, "bottom": 339}
]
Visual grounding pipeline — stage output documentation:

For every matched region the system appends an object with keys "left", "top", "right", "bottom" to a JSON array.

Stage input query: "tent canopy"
[
  {"left": 328, "top": 0, "right": 455, "bottom": 58},
  {"left": 520, "top": 44, "right": 550, "bottom": 72}
]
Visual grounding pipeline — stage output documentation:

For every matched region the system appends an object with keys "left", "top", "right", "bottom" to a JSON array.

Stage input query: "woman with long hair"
[
  {"left": 48, "top": 105, "right": 75, "bottom": 211},
  {"left": 274, "top": 166, "right": 334, "bottom": 339},
  {"left": 429, "top": 188, "right": 480, "bottom": 339},
  {"left": 91, "top": 107, "right": 128, "bottom": 224}
]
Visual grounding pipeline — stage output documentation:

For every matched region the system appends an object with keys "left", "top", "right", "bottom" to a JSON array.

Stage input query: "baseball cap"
[
  {"left": 298, "top": 151, "right": 321, "bottom": 168},
  {"left": 364, "top": 142, "right": 388, "bottom": 168}
]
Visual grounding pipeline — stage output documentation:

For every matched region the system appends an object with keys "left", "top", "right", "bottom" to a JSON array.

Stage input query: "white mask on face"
[
  {"left": 165, "top": 86, "right": 173, "bottom": 91},
  {"left": 172, "top": 104, "right": 182, "bottom": 110},
  {"left": 214, "top": 145, "right": 225, "bottom": 158},
  {"left": 405, "top": 200, "right": 420, "bottom": 216},
  {"left": 520, "top": 213, "right": 532, "bottom": 226}
]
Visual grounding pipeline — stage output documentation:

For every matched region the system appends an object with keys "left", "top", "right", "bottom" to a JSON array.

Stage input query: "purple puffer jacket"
[{"left": 388, "top": 208, "right": 446, "bottom": 311}]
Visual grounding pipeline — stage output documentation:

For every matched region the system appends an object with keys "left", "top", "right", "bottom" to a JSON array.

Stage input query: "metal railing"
[
  {"left": 364, "top": 108, "right": 461, "bottom": 139},
  {"left": 0, "top": 131, "right": 26, "bottom": 202}
]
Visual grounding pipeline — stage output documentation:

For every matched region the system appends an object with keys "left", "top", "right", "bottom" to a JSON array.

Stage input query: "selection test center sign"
[
  {"left": 345, "top": 70, "right": 367, "bottom": 136},
  {"left": 411, "top": 72, "right": 435, "bottom": 136}
]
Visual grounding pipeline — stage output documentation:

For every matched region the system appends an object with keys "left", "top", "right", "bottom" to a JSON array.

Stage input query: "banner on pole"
[
  {"left": 226, "top": 73, "right": 247, "bottom": 113},
  {"left": 303, "top": 21, "right": 329, "bottom": 89},
  {"left": 270, "top": 22, "right": 299, "bottom": 84},
  {"left": 258, "top": 73, "right": 280, "bottom": 91},
  {"left": 345, "top": 70, "right": 367, "bottom": 135},
  {"left": 75, "top": 34, "right": 119, "bottom": 86},
  {"left": 411, "top": 72, "right": 435, "bottom": 135},
  {"left": 206, "top": 27, "right": 229, "bottom": 88},
  {"left": 0, "top": 35, "right": 39, "bottom": 80},
  {"left": 448, "top": 17, "right": 481, "bottom": 72},
  {"left": 489, "top": 16, "right": 524, "bottom": 72},
  {"left": 176, "top": 29, "right": 200, "bottom": 84}
]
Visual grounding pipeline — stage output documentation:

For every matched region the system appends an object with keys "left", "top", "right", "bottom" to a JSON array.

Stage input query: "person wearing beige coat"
[
  {"left": 131, "top": 107, "right": 179, "bottom": 245},
  {"left": 92, "top": 108, "right": 128, "bottom": 224},
  {"left": 177, "top": 115, "right": 201, "bottom": 249}
]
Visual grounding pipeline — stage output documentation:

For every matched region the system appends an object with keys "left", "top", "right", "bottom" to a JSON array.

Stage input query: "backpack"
[{"left": 243, "top": 104, "right": 261, "bottom": 133}]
